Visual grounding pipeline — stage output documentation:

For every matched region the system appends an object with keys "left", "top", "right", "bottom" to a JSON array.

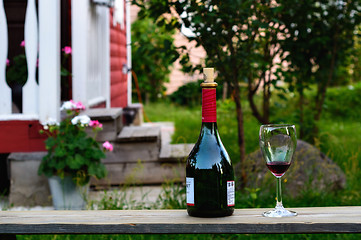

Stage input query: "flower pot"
[{"left": 48, "top": 176, "right": 88, "bottom": 210}]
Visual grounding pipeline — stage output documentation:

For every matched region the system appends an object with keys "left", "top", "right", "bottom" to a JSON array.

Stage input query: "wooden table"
[{"left": 0, "top": 207, "right": 361, "bottom": 238}]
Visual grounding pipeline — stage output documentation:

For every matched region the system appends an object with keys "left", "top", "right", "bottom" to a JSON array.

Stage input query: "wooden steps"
[
  {"left": 82, "top": 108, "right": 123, "bottom": 142},
  {"left": 159, "top": 144, "right": 194, "bottom": 162},
  {"left": 91, "top": 122, "right": 193, "bottom": 187},
  {"left": 7, "top": 107, "right": 194, "bottom": 206},
  {"left": 117, "top": 126, "right": 160, "bottom": 142}
]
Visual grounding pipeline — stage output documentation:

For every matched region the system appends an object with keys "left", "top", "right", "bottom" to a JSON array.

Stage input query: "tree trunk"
[
  {"left": 222, "top": 81, "right": 228, "bottom": 100},
  {"left": 313, "top": 33, "right": 338, "bottom": 138},
  {"left": 232, "top": 83, "right": 247, "bottom": 188},
  {"left": 299, "top": 85, "right": 305, "bottom": 139},
  {"left": 262, "top": 43, "right": 273, "bottom": 124},
  {"left": 248, "top": 90, "right": 265, "bottom": 123},
  {"left": 263, "top": 73, "right": 271, "bottom": 124},
  {"left": 248, "top": 72, "right": 266, "bottom": 124}
]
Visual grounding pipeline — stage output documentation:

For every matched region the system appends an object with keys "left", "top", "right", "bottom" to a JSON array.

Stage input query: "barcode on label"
[{"left": 227, "top": 181, "right": 235, "bottom": 206}]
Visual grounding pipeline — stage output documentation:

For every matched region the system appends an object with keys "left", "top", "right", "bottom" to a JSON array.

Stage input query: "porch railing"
[
  {"left": 71, "top": 0, "right": 110, "bottom": 109},
  {"left": 0, "top": 0, "right": 60, "bottom": 123},
  {"left": 0, "top": 0, "right": 111, "bottom": 124}
]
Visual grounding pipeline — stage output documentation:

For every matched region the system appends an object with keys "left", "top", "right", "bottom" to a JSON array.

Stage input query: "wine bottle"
[{"left": 186, "top": 68, "right": 235, "bottom": 217}]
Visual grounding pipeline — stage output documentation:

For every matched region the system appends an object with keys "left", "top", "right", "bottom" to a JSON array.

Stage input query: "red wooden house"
[{"left": 0, "top": 0, "right": 132, "bottom": 153}]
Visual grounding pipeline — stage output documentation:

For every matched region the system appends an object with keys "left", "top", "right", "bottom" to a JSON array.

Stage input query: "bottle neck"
[
  {"left": 199, "top": 122, "right": 220, "bottom": 146},
  {"left": 201, "top": 122, "right": 218, "bottom": 134},
  {"left": 202, "top": 88, "right": 217, "bottom": 123}
]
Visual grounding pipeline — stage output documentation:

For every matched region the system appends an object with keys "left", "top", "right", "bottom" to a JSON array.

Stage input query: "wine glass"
[{"left": 259, "top": 124, "right": 297, "bottom": 217}]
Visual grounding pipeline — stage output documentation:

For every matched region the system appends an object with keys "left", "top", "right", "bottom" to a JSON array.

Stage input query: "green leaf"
[
  {"left": 88, "top": 163, "right": 107, "bottom": 179},
  {"left": 68, "top": 154, "right": 84, "bottom": 170},
  {"left": 277, "top": 93, "right": 288, "bottom": 101}
]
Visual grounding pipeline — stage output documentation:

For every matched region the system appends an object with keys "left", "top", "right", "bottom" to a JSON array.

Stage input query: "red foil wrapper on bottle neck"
[{"left": 202, "top": 88, "right": 217, "bottom": 122}]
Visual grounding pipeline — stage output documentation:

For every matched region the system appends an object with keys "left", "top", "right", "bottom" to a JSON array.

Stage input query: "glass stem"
[{"left": 276, "top": 177, "right": 283, "bottom": 208}]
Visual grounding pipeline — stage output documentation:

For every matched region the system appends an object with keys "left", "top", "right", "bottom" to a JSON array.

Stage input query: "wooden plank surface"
[
  {"left": 0, "top": 207, "right": 361, "bottom": 234},
  {"left": 159, "top": 143, "right": 194, "bottom": 162},
  {"left": 117, "top": 126, "right": 160, "bottom": 142},
  {"left": 102, "top": 142, "right": 160, "bottom": 163},
  {"left": 82, "top": 108, "right": 122, "bottom": 120},
  {"left": 91, "top": 161, "right": 184, "bottom": 186}
]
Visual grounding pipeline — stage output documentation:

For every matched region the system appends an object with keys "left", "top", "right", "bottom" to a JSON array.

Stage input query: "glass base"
[{"left": 263, "top": 206, "right": 297, "bottom": 217}]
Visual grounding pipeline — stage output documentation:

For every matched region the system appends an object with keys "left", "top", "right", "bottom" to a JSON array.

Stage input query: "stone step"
[
  {"left": 91, "top": 161, "right": 185, "bottom": 186},
  {"left": 7, "top": 121, "right": 194, "bottom": 205},
  {"left": 102, "top": 141, "right": 160, "bottom": 164},
  {"left": 8, "top": 152, "right": 51, "bottom": 207},
  {"left": 91, "top": 122, "right": 191, "bottom": 186},
  {"left": 81, "top": 108, "right": 123, "bottom": 142},
  {"left": 141, "top": 122, "right": 174, "bottom": 144},
  {"left": 117, "top": 126, "right": 161, "bottom": 143},
  {"left": 123, "top": 103, "right": 144, "bottom": 126},
  {"left": 91, "top": 142, "right": 192, "bottom": 186},
  {"left": 159, "top": 144, "right": 194, "bottom": 163}
]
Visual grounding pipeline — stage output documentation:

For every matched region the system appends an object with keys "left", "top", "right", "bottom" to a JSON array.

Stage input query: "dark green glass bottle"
[{"left": 186, "top": 68, "right": 235, "bottom": 217}]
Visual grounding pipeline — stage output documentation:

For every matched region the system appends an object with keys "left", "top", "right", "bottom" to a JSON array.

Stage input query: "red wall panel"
[
  {"left": 0, "top": 121, "right": 47, "bottom": 153},
  {"left": 110, "top": 5, "right": 128, "bottom": 108},
  {"left": 0, "top": 4, "right": 129, "bottom": 153}
]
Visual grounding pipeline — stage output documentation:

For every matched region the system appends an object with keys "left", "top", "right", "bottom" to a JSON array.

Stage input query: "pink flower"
[
  {"left": 69, "top": 100, "right": 85, "bottom": 110},
  {"left": 75, "top": 101, "right": 85, "bottom": 110},
  {"left": 89, "top": 120, "right": 99, "bottom": 127},
  {"left": 103, "top": 141, "right": 113, "bottom": 152},
  {"left": 62, "top": 46, "right": 72, "bottom": 55},
  {"left": 6, "top": 59, "right": 9, "bottom": 66},
  {"left": 61, "top": 100, "right": 85, "bottom": 111},
  {"left": 20, "top": 40, "right": 25, "bottom": 47},
  {"left": 89, "top": 120, "right": 103, "bottom": 129}
]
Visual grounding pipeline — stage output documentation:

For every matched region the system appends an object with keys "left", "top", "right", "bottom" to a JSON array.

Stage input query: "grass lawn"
[
  {"left": 145, "top": 99, "right": 361, "bottom": 207},
  {"left": 144, "top": 99, "right": 261, "bottom": 161},
  {"left": 17, "top": 234, "right": 361, "bottom": 240},
  {"left": 18, "top": 89, "right": 361, "bottom": 239}
]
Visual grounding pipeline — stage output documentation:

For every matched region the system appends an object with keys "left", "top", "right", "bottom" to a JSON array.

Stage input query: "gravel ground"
[{"left": 1, "top": 186, "right": 163, "bottom": 211}]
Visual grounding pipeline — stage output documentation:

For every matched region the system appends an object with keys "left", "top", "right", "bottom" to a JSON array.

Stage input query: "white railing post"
[
  {"left": 126, "top": 0, "right": 132, "bottom": 105},
  {"left": 23, "top": 0, "right": 39, "bottom": 115},
  {"left": 38, "top": 0, "right": 60, "bottom": 123},
  {"left": 98, "top": 6, "right": 110, "bottom": 108},
  {"left": 71, "top": 0, "right": 89, "bottom": 106},
  {"left": 72, "top": 1, "right": 111, "bottom": 108},
  {"left": 0, "top": 0, "right": 11, "bottom": 114}
]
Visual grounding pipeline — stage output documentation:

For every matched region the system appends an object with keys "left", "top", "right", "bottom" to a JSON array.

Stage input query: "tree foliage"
[
  {"left": 134, "top": 0, "right": 290, "bottom": 186},
  {"left": 279, "top": 0, "right": 361, "bottom": 141},
  {"left": 134, "top": 0, "right": 361, "bottom": 186},
  {"left": 131, "top": 16, "right": 179, "bottom": 102}
]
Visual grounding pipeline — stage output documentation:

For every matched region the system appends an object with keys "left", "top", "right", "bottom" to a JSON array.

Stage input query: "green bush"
[
  {"left": 132, "top": 17, "right": 178, "bottom": 102},
  {"left": 323, "top": 83, "right": 361, "bottom": 120},
  {"left": 169, "top": 80, "right": 224, "bottom": 107},
  {"left": 6, "top": 54, "right": 28, "bottom": 86}
]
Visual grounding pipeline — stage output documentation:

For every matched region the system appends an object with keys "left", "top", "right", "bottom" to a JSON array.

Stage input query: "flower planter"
[
  {"left": 39, "top": 100, "right": 113, "bottom": 209},
  {"left": 48, "top": 176, "right": 88, "bottom": 210}
]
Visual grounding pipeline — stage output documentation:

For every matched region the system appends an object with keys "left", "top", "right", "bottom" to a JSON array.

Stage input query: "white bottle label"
[
  {"left": 186, "top": 177, "right": 194, "bottom": 206},
  {"left": 227, "top": 181, "right": 235, "bottom": 206}
]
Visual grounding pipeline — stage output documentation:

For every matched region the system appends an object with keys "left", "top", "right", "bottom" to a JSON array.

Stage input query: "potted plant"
[{"left": 38, "top": 100, "right": 113, "bottom": 210}]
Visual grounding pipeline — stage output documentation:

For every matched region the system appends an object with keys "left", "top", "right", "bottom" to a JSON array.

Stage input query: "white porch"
[{"left": 0, "top": 0, "right": 132, "bottom": 124}]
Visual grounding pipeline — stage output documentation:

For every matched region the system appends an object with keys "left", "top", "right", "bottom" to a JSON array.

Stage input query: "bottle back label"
[
  {"left": 186, "top": 177, "right": 194, "bottom": 206},
  {"left": 202, "top": 89, "right": 217, "bottom": 122},
  {"left": 227, "top": 181, "right": 235, "bottom": 206}
]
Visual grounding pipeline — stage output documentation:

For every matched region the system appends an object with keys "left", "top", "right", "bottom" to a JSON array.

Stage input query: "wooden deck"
[{"left": 0, "top": 207, "right": 361, "bottom": 236}]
